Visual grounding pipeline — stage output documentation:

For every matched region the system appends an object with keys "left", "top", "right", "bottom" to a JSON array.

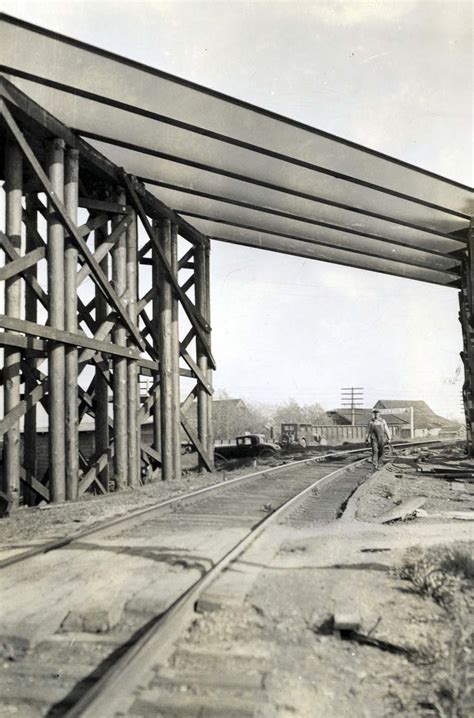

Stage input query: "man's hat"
[{"left": 373, "top": 408, "right": 379, "bottom": 414}]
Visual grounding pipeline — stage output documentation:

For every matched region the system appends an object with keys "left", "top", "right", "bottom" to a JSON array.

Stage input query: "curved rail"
[
  {"left": 64, "top": 438, "right": 453, "bottom": 717},
  {"left": 64, "top": 455, "right": 368, "bottom": 718}
]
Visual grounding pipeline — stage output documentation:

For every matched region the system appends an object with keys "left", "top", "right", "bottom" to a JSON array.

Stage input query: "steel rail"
[
  {"left": 61, "top": 439, "right": 453, "bottom": 717},
  {"left": 0, "top": 440, "right": 446, "bottom": 571},
  {"left": 64, "top": 455, "right": 369, "bottom": 718},
  {"left": 0, "top": 446, "right": 360, "bottom": 570}
]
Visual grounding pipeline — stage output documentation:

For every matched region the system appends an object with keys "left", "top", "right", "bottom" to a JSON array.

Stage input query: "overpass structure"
[{"left": 0, "top": 14, "right": 473, "bottom": 507}]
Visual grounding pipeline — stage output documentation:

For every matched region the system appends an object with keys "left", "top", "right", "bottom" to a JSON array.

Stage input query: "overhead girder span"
[
  {"left": 145, "top": 190, "right": 461, "bottom": 275},
  {"left": 1, "top": 13, "right": 471, "bottom": 217},
  {"left": 86, "top": 137, "right": 466, "bottom": 256},
  {"left": 1, "top": 75, "right": 470, "bottom": 240},
  {"left": 0, "top": 80, "right": 468, "bottom": 284},
  {"left": 192, "top": 220, "right": 461, "bottom": 287}
]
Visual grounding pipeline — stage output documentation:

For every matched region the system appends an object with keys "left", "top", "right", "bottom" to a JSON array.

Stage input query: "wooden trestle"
[{"left": 0, "top": 86, "right": 214, "bottom": 509}]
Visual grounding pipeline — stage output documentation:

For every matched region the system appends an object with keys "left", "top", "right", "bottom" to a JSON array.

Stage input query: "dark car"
[{"left": 214, "top": 434, "right": 281, "bottom": 462}]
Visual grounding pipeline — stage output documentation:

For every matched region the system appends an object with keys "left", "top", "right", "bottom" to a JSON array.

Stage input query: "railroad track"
[
  {"left": 0, "top": 447, "right": 363, "bottom": 571},
  {"left": 0, "top": 439, "right": 444, "bottom": 572},
  {"left": 0, "top": 440, "right": 449, "bottom": 717}
]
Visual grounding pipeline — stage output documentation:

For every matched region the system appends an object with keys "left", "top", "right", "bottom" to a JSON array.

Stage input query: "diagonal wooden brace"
[
  {"left": 0, "top": 246, "right": 45, "bottom": 282},
  {"left": 77, "top": 214, "right": 130, "bottom": 286},
  {"left": 180, "top": 412, "right": 213, "bottom": 472},
  {"left": 120, "top": 171, "right": 215, "bottom": 369},
  {"left": 0, "top": 99, "right": 145, "bottom": 351}
]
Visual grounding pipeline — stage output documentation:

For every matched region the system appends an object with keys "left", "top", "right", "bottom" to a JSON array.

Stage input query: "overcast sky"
[{"left": 4, "top": 0, "right": 473, "bottom": 419}]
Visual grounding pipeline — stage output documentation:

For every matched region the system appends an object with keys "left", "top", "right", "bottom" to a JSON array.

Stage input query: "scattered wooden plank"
[
  {"left": 343, "top": 630, "right": 413, "bottom": 656},
  {"left": 419, "top": 472, "right": 474, "bottom": 481},
  {"left": 418, "top": 464, "right": 474, "bottom": 474},
  {"left": 377, "top": 497, "right": 426, "bottom": 524}
]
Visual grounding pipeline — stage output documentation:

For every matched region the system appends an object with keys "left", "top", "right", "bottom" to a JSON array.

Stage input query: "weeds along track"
[{"left": 0, "top": 441, "right": 448, "bottom": 718}]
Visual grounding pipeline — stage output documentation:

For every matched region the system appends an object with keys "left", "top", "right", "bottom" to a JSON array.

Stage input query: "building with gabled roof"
[{"left": 373, "top": 400, "right": 460, "bottom": 438}]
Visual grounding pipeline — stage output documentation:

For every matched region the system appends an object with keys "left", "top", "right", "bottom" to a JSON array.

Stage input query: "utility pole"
[{"left": 341, "top": 387, "right": 364, "bottom": 426}]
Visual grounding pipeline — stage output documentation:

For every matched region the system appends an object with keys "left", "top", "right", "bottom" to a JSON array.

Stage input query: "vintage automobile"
[{"left": 214, "top": 434, "right": 281, "bottom": 463}]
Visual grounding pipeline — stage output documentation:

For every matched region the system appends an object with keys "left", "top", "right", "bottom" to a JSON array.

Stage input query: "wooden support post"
[
  {"left": 170, "top": 223, "right": 182, "bottom": 479},
  {"left": 204, "top": 245, "right": 214, "bottom": 463},
  {"left": 466, "top": 219, "right": 474, "bottom": 454},
  {"left": 152, "top": 220, "right": 161, "bottom": 457},
  {"left": 64, "top": 148, "right": 79, "bottom": 500},
  {"left": 94, "top": 225, "right": 110, "bottom": 491},
  {"left": 459, "top": 281, "right": 471, "bottom": 452},
  {"left": 158, "top": 218, "right": 175, "bottom": 480},
  {"left": 195, "top": 244, "right": 208, "bottom": 471},
  {"left": 112, "top": 190, "right": 128, "bottom": 490},
  {"left": 3, "top": 141, "right": 23, "bottom": 508},
  {"left": 23, "top": 192, "right": 38, "bottom": 505},
  {"left": 126, "top": 208, "right": 140, "bottom": 487},
  {"left": 47, "top": 138, "right": 66, "bottom": 503}
]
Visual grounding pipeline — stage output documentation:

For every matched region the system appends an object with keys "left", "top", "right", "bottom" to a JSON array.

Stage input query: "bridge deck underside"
[{"left": 1, "top": 13, "right": 472, "bottom": 287}]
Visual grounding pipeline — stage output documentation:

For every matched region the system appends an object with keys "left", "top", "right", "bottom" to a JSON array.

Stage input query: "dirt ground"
[
  {"left": 174, "top": 445, "right": 473, "bottom": 717},
  {"left": 0, "top": 445, "right": 472, "bottom": 716}
]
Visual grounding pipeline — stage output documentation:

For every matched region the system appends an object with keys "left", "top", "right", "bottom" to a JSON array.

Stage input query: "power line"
[{"left": 340, "top": 387, "right": 364, "bottom": 426}]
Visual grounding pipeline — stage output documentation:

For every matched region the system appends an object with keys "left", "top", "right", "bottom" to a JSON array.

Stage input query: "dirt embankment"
[{"left": 178, "top": 446, "right": 473, "bottom": 717}]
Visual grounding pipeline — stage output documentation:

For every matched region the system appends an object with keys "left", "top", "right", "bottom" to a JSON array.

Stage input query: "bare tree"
[{"left": 272, "top": 399, "right": 326, "bottom": 428}]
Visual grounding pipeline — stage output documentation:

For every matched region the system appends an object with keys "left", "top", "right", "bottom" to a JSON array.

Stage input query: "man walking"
[{"left": 366, "top": 409, "right": 391, "bottom": 469}]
